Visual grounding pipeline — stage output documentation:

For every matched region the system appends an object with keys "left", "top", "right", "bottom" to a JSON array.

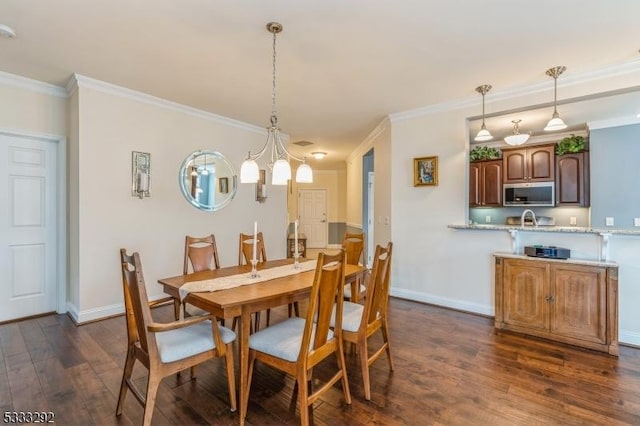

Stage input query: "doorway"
[
  {"left": 0, "top": 131, "right": 64, "bottom": 322},
  {"left": 298, "top": 189, "right": 328, "bottom": 248}
]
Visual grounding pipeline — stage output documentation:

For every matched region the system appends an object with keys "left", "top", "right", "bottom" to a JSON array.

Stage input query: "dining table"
[{"left": 158, "top": 258, "right": 366, "bottom": 425}]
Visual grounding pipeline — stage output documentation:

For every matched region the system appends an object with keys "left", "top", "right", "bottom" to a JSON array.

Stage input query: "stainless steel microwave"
[{"left": 503, "top": 182, "right": 555, "bottom": 207}]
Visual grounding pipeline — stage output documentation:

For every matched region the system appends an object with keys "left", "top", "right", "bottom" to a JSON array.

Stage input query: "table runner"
[{"left": 179, "top": 260, "right": 317, "bottom": 302}]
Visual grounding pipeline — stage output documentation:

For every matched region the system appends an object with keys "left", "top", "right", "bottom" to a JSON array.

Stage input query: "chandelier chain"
[{"left": 271, "top": 27, "right": 278, "bottom": 123}]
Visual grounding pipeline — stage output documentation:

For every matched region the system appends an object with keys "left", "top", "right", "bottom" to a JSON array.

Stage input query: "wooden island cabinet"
[{"left": 494, "top": 254, "right": 618, "bottom": 355}]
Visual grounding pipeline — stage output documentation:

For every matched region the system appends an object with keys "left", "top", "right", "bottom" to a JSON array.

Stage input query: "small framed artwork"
[
  {"left": 219, "top": 177, "right": 229, "bottom": 193},
  {"left": 414, "top": 156, "right": 438, "bottom": 186}
]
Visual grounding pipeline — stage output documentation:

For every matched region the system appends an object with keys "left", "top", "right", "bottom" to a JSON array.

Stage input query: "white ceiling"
[{"left": 1, "top": 0, "right": 639, "bottom": 166}]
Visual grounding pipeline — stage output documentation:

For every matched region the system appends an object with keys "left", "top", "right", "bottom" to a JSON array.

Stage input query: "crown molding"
[
  {"left": 390, "top": 57, "right": 640, "bottom": 122},
  {"left": 347, "top": 117, "right": 390, "bottom": 162},
  {"left": 0, "top": 70, "right": 67, "bottom": 97},
  {"left": 67, "top": 74, "right": 267, "bottom": 135},
  {"left": 588, "top": 115, "right": 640, "bottom": 130}
]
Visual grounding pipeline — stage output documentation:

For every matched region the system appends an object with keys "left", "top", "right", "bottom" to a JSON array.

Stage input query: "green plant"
[
  {"left": 469, "top": 146, "right": 501, "bottom": 162},
  {"left": 556, "top": 134, "right": 586, "bottom": 155}
]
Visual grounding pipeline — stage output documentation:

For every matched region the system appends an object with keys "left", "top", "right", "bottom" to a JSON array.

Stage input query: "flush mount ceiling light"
[
  {"left": 474, "top": 85, "right": 493, "bottom": 142},
  {"left": 240, "top": 22, "right": 312, "bottom": 185},
  {"left": 504, "top": 119, "right": 530, "bottom": 146},
  {"left": 0, "top": 24, "right": 16, "bottom": 38},
  {"left": 311, "top": 152, "right": 327, "bottom": 160},
  {"left": 544, "top": 66, "right": 568, "bottom": 131}
]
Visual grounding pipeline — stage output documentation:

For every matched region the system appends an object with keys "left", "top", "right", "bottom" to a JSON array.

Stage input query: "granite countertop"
[
  {"left": 448, "top": 223, "right": 640, "bottom": 236},
  {"left": 493, "top": 252, "right": 618, "bottom": 268}
]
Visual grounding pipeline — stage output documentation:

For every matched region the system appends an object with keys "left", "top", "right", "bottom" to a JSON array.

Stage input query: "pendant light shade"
[
  {"left": 504, "top": 119, "right": 530, "bottom": 146},
  {"left": 239, "top": 22, "right": 313, "bottom": 184},
  {"left": 240, "top": 157, "right": 259, "bottom": 183},
  {"left": 295, "top": 161, "right": 313, "bottom": 183},
  {"left": 474, "top": 85, "right": 493, "bottom": 142},
  {"left": 271, "top": 158, "right": 291, "bottom": 185},
  {"left": 544, "top": 66, "right": 568, "bottom": 131}
]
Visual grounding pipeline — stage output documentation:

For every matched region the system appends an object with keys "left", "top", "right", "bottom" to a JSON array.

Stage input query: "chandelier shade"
[
  {"left": 239, "top": 22, "right": 313, "bottom": 185},
  {"left": 544, "top": 66, "right": 568, "bottom": 131}
]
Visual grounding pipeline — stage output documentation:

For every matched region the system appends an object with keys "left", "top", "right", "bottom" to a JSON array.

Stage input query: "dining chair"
[
  {"left": 245, "top": 250, "right": 351, "bottom": 425},
  {"left": 116, "top": 249, "right": 237, "bottom": 426},
  {"left": 183, "top": 234, "right": 220, "bottom": 317},
  {"left": 333, "top": 242, "right": 393, "bottom": 401},
  {"left": 342, "top": 231, "right": 366, "bottom": 302},
  {"left": 238, "top": 232, "right": 299, "bottom": 330}
]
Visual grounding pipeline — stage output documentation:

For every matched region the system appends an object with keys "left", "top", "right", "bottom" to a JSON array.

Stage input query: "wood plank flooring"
[{"left": 1, "top": 298, "right": 639, "bottom": 425}]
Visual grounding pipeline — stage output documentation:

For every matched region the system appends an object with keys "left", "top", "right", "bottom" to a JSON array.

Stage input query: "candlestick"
[
  {"left": 252, "top": 221, "right": 258, "bottom": 262},
  {"left": 294, "top": 219, "right": 299, "bottom": 258}
]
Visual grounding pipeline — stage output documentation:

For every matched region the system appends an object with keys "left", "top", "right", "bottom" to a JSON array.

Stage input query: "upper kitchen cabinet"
[
  {"left": 470, "top": 160, "right": 502, "bottom": 207},
  {"left": 556, "top": 151, "right": 590, "bottom": 206},
  {"left": 503, "top": 143, "right": 555, "bottom": 183}
]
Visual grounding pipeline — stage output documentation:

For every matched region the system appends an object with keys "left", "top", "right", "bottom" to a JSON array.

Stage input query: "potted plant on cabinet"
[
  {"left": 555, "top": 134, "right": 587, "bottom": 155},
  {"left": 469, "top": 146, "right": 502, "bottom": 162}
]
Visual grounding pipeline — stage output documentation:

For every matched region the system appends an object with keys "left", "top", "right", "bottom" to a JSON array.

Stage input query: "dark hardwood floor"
[{"left": 1, "top": 298, "right": 639, "bottom": 425}]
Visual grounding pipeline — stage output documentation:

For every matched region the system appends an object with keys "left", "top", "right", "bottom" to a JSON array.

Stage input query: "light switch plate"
[
  {"left": 606, "top": 217, "right": 614, "bottom": 226},
  {"left": 634, "top": 218, "right": 640, "bottom": 227}
]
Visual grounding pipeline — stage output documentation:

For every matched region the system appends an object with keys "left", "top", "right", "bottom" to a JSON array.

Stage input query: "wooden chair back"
[
  {"left": 120, "top": 249, "right": 158, "bottom": 359},
  {"left": 184, "top": 234, "right": 220, "bottom": 274},
  {"left": 301, "top": 250, "right": 346, "bottom": 365},
  {"left": 363, "top": 242, "right": 393, "bottom": 325},
  {"left": 342, "top": 232, "right": 364, "bottom": 265},
  {"left": 238, "top": 232, "right": 267, "bottom": 265}
]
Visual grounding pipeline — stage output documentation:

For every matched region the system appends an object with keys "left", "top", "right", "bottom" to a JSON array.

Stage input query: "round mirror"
[{"left": 179, "top": 150, "right": 237, "bottom": 211}]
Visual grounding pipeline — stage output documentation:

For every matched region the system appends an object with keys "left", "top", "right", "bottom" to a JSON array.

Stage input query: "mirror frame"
[{"left": 179, "top": 150, "right": 237, "bottom": 212}]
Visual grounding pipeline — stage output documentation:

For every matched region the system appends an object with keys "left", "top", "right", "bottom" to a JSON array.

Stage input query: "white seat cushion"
[
  {"left": 344, "top": 283, "right": 366, "bottom": 299},
  {"left": 249, "top": 317, "right": 334, "bottom": 362},
  {"left": 330, "top": 301, "right": 363, "bottom": 332},
  {"left": 156, "top": 321, "right": 236, "bottom": 363}
]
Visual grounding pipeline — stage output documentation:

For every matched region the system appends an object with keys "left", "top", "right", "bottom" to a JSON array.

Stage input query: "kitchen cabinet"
[
  {"left": 469, "top": 160, "right": 502, "bottom": 207},
  {"left": 502, "top": 143, "right": 555, "bottom": 183},
  {"left": 556, "top": 152, "right": 590, "bottom": 206},
  {"left": 494, "top": 255, "right": 618, "bottom": 355}
]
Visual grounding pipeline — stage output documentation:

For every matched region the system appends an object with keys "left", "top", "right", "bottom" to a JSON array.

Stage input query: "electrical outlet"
[
  {"left": 634, "top": 218, "right": 640, "bottom": 227},
  {"left": 570, "top": 216, "right": 577, "bottom": 226},
  {"left": 485, "top": 215, "right": 492, "bottom": 223},
  {"left": 606, "top": 217, "right": 614, "bottom": 226}
]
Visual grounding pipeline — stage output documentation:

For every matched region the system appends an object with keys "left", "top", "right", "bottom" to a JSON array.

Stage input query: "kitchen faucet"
[{"left": 521, "top": 209, "right": 538, "bottom": 227}]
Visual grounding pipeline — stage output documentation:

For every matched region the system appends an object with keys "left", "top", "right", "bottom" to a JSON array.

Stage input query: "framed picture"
[
  {"left": 414, "top": 156, "right": 438, "bottom": 186},
  {"left": 219, "top": 177, "right": 229, "bottom": 193}
]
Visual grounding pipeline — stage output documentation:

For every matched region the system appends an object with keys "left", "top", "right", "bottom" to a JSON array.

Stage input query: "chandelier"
[
  {"left": 240, "top": 22, "right": 313, "bottom": 185},
  {"left": 504, "top": 119, "right": 530, "bottom": 146}
]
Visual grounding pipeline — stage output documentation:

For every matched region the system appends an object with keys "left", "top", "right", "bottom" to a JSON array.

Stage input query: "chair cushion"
[
  {"left": 330, "top": 301, "right": 363, "bottom": 332},
  {"left": 156, "top": 321, "right": 236, "bottom": 363},
  {"left": 249, "top": 317, "right": 334, "bottom": 362},
  {"left": 344, "top": 283, "right": 366, "bottom": 299}
]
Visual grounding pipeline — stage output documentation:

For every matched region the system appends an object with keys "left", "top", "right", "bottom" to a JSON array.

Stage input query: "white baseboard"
[
  {"left": 391, "top": 287, "right": 640, "bottom": 347},
  {"left": 67, "top": 294, "right": 170, "bottom": 324}
]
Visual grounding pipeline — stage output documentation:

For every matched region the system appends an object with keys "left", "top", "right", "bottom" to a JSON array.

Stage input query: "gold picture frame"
[
  {"left": 219, "top": 177, "right": 229, "bottom": 194},
  {"left": 414, "top": 156, "right": 438, "bottom": 186}
]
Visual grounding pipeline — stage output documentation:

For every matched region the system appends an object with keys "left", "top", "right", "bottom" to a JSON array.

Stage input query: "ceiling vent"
[{"left": 293, "top": 140, "right": 314, "bottom": 147}]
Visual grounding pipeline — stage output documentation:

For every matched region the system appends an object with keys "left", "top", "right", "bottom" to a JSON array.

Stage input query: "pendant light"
[
  {"left": 474, "top": 85, "right": 493, "bottom": 142},
  {"left": 239, "top": 22, "right": 313, "bottom": 185},
  {"left": 544, "top": 66, "right": 568, "bottom": 131},
  {"left": 504, "top": 120, "right": 530, "bottom": 146}
]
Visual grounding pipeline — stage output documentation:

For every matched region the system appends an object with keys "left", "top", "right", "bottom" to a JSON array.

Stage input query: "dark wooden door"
[
  {"left": 469, "top": 162, "right": 480, "bottom": 207},
  {"left": 528, "top": 144, "right": 555, "bottom": 182},
  {"left": 482, "top": 160, "right": 502, "bottom": 206},
  {"left": 503, "top": 150, "right": 527, "bottom": 183}
]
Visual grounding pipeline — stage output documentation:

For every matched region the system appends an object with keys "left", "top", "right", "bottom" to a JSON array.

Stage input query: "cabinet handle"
[{"left": 545, "top": 295, "right": 555, "bottom": 302}]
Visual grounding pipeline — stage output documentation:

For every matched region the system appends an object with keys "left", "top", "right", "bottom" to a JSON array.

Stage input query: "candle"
[
  {"left": 294, "top": 219, "right": 299, "bottom": 258},
  {"left": 252, "top": 221, "right": 258, "bottom": 262}
]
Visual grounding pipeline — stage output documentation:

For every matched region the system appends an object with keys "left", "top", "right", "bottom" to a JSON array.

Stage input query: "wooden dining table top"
[{"left": 158, "top": 258, "right": 365, "bottom": 317}]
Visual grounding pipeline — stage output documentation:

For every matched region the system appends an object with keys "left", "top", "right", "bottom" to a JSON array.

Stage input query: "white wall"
[
  {"left": 387, "top": 63, "right": 640, "bottom": 345},
  {"left": 68, "top": 77, "right": 287, "bottom": 322}
]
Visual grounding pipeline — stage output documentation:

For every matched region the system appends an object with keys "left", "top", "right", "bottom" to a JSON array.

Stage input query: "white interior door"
[
  {"left": 298, "top": 189, "right": 327, "bottom": 248},
  {"left": 0, "top": 134, "right": 58, "bottom": 322}
]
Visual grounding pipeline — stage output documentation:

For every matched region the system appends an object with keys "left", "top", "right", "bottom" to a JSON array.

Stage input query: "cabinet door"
[
  {"left": 550, "top": 265, "right": 606, "bottom": 344},
  {"left": 482, "top": 161, "right": 502, "bottom": 206},
  {"left": 503, "top": 150, "right": 527, "bottom": 183},
  {"left": 469, "top": 163, "right": 481, "bottom": 207},
  {"left": 503, "top": 260, "right": 549, "bottom": 331},
  {"left": 528, "top": 145, "right": 555, "bottom": 182},
  {"left": 556, "top": 152, "right": 589, "bottom": 206}
]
